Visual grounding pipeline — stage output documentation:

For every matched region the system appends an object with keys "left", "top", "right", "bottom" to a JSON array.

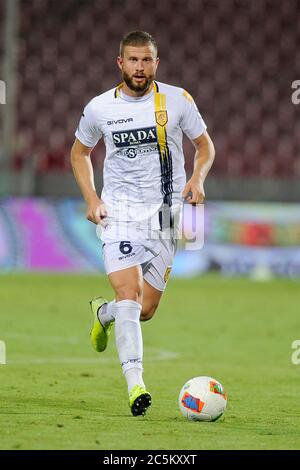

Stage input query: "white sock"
[
  {"left": 98, "top": 300, "right": 116, "bottom": 326},
  {"left": 125, "top": 368, "right": 145, "bottom": 394},
  {"left": 114, "top": 300, "right": 144, "bottom": 392}
]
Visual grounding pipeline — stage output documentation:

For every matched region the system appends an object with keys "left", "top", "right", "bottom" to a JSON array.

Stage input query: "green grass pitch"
[{"left": 0, "top": 273, "right": 299, "bottom": 450}]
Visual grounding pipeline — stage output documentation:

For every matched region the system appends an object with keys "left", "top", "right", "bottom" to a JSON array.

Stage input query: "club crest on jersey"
[
  {"left": 112, "top": 126, "right": 157, "bottom": 148},
  {"left": 155, "top": 110, "right": 168, "bottom": 127}
]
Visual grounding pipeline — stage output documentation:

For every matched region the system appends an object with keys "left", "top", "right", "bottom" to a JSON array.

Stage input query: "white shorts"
[{"left": 101, "top": 235, "right": 177, "bottom": 292}]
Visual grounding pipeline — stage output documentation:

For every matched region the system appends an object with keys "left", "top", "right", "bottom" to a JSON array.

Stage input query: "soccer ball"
[{"left": 178, "top": 376, "right": 227, "bottom": 422}]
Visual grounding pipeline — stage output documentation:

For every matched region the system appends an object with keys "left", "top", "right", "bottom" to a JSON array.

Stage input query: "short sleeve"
[
  {"left": 75, "top": 100, "right": 102, "bottom": 148},
  {"left": 179, "top": 90, "right": 207, "bottom": 140}
]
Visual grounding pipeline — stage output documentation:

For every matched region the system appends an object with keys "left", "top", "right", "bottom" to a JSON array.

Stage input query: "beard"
[{"left": 122, "top": 70, "right": 154, "bottom": 94}]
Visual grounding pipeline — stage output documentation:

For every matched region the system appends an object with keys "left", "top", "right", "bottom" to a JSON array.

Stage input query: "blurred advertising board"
[{"left": 0, "top": 198, "right": 300, "bottom": 277}]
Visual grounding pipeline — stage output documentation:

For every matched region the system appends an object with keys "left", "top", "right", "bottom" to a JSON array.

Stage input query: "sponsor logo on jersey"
[
  {"left": 116, "top": 144, "right": 158, "bottom": 159},
  {"left": 107, "top": 118, "right": 134, "bottom": 125},
  {"left": 112, "top": 126, "right": 157, "bottom": 148},
  {"left": 124, "top": 148, "right": 138, "bottom": 159}
]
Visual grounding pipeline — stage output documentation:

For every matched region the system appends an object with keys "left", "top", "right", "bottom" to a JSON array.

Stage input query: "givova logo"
[
  {"left": 107, "top": 118, "right": 133, "bottom": 125},
  {"left": 0, "top": 340, "right": 6, "bottom": 364},
  {"left": 112, "top": 126, "right": 157, "bottom": 148}
]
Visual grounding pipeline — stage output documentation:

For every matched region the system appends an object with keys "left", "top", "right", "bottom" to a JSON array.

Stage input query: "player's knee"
[
  {"left": 115, "top": 286, "right": 143, "bottom": 304},
  {"left": 140, "top": 303, "right": 159, "bottom": 322}
]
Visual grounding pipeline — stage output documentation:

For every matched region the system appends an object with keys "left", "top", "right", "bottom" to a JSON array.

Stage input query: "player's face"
[{"left": 117, "top": 45, "right": 159, "bottom": 94}]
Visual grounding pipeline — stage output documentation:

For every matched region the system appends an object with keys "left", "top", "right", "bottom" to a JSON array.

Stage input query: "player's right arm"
[{"left": 70, "top": 138, "right": 107, "bottom": 224}]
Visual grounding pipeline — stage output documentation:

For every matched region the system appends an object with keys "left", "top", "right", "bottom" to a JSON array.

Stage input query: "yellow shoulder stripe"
[
  {"left": 183, "top": 89, "right": 193, "bottom": 103},
  {"left": 154, "top": 90, "right": 169, "bottom": 161}
]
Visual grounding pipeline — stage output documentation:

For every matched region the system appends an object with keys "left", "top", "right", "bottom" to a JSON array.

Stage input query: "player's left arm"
[{"left": 182, "top": 131, "right": 215, "bottom": 204}]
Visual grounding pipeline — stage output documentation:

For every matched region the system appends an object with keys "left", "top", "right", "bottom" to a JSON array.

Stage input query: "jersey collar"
[{"left": 114, "top": 81, "right": 159, "bottom": 101}]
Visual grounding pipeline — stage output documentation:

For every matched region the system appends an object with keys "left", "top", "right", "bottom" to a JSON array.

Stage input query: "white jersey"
[{"left": 75, "top": 81, "right": 206, "bottom": 240}]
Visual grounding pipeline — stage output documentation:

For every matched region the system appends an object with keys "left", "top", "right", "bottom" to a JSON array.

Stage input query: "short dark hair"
[{"left": 119, "top": 31, "right": 158, "bottom": 57}]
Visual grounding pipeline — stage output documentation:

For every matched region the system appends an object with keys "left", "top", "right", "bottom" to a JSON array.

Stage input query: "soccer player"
[{"left": 71, "top": 31, "right": 215, "bottom": 416}]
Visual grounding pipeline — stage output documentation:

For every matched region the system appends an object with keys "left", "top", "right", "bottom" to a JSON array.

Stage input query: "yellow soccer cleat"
[
  {"left": 89, "top": 297, "right": 113, "bottom": 352},
  {"left": 129, "top": 385, "right": 152, "bottom": 416}
]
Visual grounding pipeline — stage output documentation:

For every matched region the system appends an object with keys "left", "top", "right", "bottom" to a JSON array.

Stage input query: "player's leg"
[
  {"left": 94, "top": 276, "right": 163, "bottom": 326},
  {"left": 140, "top": 279, "right": 163, "bottom": 322},
  {"left": 90, "top": 295, "right": 115, "bottom": 352},
  {"left": 108, "top": 264, "right": 143, "bottom": 303},
  {"left": 90, "top": 263, "right": 143, "bottom": 352},
  {"left": 89, "top": 239, "right": 167, "bottom": 415},
  {"left": 90, "top": 240, "right": 152, "bottom": 352},
  {"left": 108, "top": 265, "right": 143, "bottom": 390},
  {"left": 108, "top": 265, "right": 151, "bottom": 415},
  {"left": 140, "top": 236, "right": 176, "bottom": 322}
]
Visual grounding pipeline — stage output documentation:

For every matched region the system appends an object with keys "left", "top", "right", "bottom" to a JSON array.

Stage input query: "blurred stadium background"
[
  {"left": 2, "top": 2, "right": 300, "bottom": 451},
  {"left": 0, "top": 0, "right": 300, "bottom": 277}
]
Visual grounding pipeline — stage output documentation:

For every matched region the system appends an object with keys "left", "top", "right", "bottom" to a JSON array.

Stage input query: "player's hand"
[
  {"left": 182, "top": 177, "right": 205, "bottom": 204},
  {"left": 86, "top": 195, "right": 107, "bottom": 225}
]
